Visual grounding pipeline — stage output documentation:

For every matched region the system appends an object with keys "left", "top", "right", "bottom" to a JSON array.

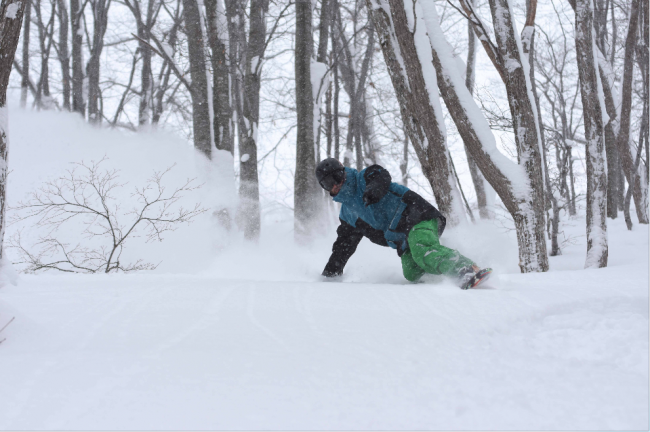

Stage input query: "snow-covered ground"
[{"left": 0, "top": 109, "right": 648, "bottom": 430}]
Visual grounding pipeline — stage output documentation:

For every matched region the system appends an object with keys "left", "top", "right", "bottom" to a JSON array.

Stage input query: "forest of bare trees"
[{"left": 0, "top": 0, "right": 648, "bottom": 272}]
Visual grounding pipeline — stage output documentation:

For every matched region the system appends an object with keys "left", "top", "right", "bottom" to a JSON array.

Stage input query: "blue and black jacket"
[{"left": 323, "top": 165, "right": 446, "bottom": 277}]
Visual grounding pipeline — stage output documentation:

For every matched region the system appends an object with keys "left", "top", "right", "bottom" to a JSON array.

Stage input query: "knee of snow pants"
[
  {"left": 401, "top": 250, "right": 425, "bottom": 282},
  {"left": 405, "top": 219, "right": 475, "bottom": 278}
]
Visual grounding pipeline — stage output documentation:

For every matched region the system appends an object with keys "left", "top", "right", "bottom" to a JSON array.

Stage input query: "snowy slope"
[
  {"left": 0, "top": 218, "right": 647, "bottom": 430},
  {"left": 0, "top": 109, "right": 648, "bottom": 430}
]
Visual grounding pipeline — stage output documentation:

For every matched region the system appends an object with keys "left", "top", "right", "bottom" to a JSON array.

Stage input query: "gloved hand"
[
  {"left": 362, "top": 165, "right": 391, "bottom": 206},
  {"left": 363, "top": 187, "right": 383, "bottom": 206},
  {"left": 322, "top": 268, "right": 342, "bottom": 278}
]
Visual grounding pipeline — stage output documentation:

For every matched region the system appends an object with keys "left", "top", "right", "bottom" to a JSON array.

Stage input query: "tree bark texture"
[
  {"left": 325, "top": 70, "right": 333, "bottom": 158},
  {"left": 236, "top": 0, "right": 269, "bottom": 240},
  {"left": 224, "top": 0, "right": 243, "bottom": 143},
  {"left": 604, "top": 120, "right": 620, "bottom": 218},
  {"left": 86, "top": 0, "right": 110, "bottom": 124},
  {"left": 365, "top": 0, "right": 465, "bottom": 226},
  {"left": 205, "top": 0, "right": 233, "bottom": 154},
  {"left": 56, "top": 0, "right": 70, "bottom": 110},
  {"left": 317, "top": 0, "right": 330, "bottom": 63},
  {"left": 125, "top": 0, "right": 160, "bottom": 126},
  {"left": 335, "top": 10, "right": 375, "bottom": 170},
  {"left": 575, "top": 0, "right": 649, "bottom": 222},
  {"left": 152, "top": 8, "right": 181, "bottom": 124},
  {"left": 524, "top": 24, "right": 561, "bottom": 256},
  {"left": 615, "top": 0, "right": 648, "bottom": 224},
  {"left": 639, "top": 0, "right": 649, "bottom": 183},
  {"left": 183, "top": 0, "right": 212, "bottom": 158},
  {"left": 590, "top": 0, "right": 621, "bottom": 219},
  {"left": 314, "top": 0, "right": 333, "bottom": 166},
  {"left": 400, "top": 130, "right": 408, "bottom": 186},
  {"left": 0, "top": 0, "right": 27, "bottom": 261},
  {"left": 294, "top": 0, "right": 322, "bottom": 242},
  {"left": 409, "top": 0, "right": 548, "bottom": 272},
  {"left": 625, "top": 109, "right": 647, "bottom": 229},
  {"left": 575, "top": 0, "right": 608, "bottom": 268},
  {"left": 70, "top": 0, "right": 85, "bottom": 115},
  {"left": 330, "top": 6, "right": 341, "bottom": 161},
  {"left": 20, "top": 0, "right": 30, "bottom": 108},
  {"left": 463, "top": 0, "right": 489, "bottom": 220},
  {"left": 332, "top": 5, "right": 358, "bottom": 168},
  {"left": 487, "top": 0, "right": 548, "bottom": 270},
  {"left": 34, "top": 0, "right": 54, "bottom": 109}
]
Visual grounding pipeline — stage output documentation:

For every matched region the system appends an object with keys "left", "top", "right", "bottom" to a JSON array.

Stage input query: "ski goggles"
[{"left": 319, "top": 174, "right": 339, "bottom": 192}]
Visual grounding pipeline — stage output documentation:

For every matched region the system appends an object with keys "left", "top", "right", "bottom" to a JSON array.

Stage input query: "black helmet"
[{"left": 316, "top": 158, "right": 346, "bottom": 191}]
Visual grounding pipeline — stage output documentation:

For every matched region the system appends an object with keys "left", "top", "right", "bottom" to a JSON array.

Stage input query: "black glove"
[
  {"left": 322, "top": 268, "right": 342, "bottom": 277},
  {"left": 363, "top": 188, "right": 384, "bottom": 206},
  {"left": 362, "top": 165, "right": 391, "bottom": 206}
]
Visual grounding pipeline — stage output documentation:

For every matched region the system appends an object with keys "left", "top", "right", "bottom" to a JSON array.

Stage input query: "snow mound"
[{"left": 7, "top": 108, "right": 236, "bottom": 274}]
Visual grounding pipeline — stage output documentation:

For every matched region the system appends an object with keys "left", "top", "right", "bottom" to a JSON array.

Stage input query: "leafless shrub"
[{"left": 8, "top": 157, "right": 206, "bottom": 274}]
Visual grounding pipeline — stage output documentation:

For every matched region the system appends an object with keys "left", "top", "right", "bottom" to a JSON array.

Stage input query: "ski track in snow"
[{"left": 0, "top": 249, "right": 648, "bottom": 430}]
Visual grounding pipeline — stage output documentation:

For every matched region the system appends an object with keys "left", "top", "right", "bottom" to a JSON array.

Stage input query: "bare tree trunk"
[
  {"left": 34, "top": 0, "right": 55, "bottom": 109},
  {"left": 183, "top": 0, "right": 212, "bottom": 158},
  {"left": 585, "top": 0, "right": 647, "bottom": 222},
  {"left": 333, "top": 5, "right": 356, "bottom": 168},
  {"left": 464, "top": 0, "right": 489, "bottom": 220},
  {"left": 615, "top": 151, "right": 625, "bottom": 211},
  {"left": 295, "top": 0, "right": 322, "bottom": 242},
  {"left": 487, "top": 0, "right": 548, "bottom": 268},
  {"left": 237, "top": 0, "right": 269, "bottom": 240},
  {"left": 366, "top": 0, "right": 466, "bottom": 226},
  {"left": 639, "top": 0, "right": 649, "bottom": 183},
  {"left": 362, "top": 93, "right": 380, "bottom": 165},
  {"left": 317, "top": 0, "right": 330, "bottom": 63},
  {"left": 334, "top": 0, "right": 357, "bottom": 168},
  {"left": 333, "top": 61, "right": 340, "bottom": 160},
  {"left": 625, "top": 129, "right": 645, "bottom": 229},
  {"left": 592, "top": 0, "right": 621, "bottom": 219},
  {"left": 87, "top": 0, "right": 110, "bottom": 124},
  {"left": 568, "top": 145, "right": 577, "bottom": 214},
  {"left": 314, "top": 0, "right": 331, "bottom": 166},
  {"left": 354, "top": 107, "right": 362, "bottom": 168},
  {"left": 331, "top": 7, "right": 340, "bottom": 161},
  {"left": 626, "top": 7, "right": 649, "bottom": 228},
  {"left": 125, "top": 0, "right": 159, "bottom": 126},
  {"left": 604, "top": 121, "right": 620, "bottom": 218},
  {"left": 575, "top": 0, "right": 608, "bottom": 268},
  {"left": 400, "top": 129, "right": 408, "bottom": 186},
  {"left": 205, "top": 0, "right": 233, "bottom": 154},
  {"left": 20, "top": 0, "right": 30, "bottom": 108},
  {"left": 523, "top": 3, "right": 560, "bottom": 255},
  {"left": 140, "top": 1, "right": 156, "bottom": 126},
  {"left": 325, "top": 67, "right": 333, "bottom": 158},
  {"left": 70, "top": 0, "right": 85, "bottom": 116},
  {"left": 407, "top": 0, "right": 549, "bottom": 272},
  {"left": 0, "top": 0, "right": 27, "bottom": 263},
  {"left": 56, "top": 0, "right": 70, "bottom": 110},
  {"left": 616, "top": 0, "right": 648, "bottom": 224},
  {"left": 152, "top": 2, "right": 181, "bottom": 124},
  {"left": 598, "top": 63, "right": 626, "bottom": 215}
]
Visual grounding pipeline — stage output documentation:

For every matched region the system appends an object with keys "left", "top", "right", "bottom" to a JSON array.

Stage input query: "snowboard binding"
[{"left": 459, "top": 268, "right": 493, "bottom": 290}]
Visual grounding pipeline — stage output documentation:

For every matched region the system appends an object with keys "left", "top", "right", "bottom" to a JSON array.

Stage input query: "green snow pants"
[{"left": 401, "top": 219, "right": 475, "bottom": 282}]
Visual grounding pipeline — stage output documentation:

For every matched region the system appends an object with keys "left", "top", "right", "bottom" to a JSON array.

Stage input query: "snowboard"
[{"left": 460, "top": 268, "right": 493, "bottom": 290}]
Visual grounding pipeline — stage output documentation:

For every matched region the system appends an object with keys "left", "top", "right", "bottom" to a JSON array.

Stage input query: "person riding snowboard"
[{"left": 316, "top": 158, "right": 491, "bottom": 289}]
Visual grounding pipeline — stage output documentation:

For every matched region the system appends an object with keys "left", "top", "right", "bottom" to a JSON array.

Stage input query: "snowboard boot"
[{"left": 458, "top": 265, "right": 493, "bottom": 289}]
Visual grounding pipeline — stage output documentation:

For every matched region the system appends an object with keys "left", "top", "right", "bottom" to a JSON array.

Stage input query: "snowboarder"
[{"left": 316, "top": 158, "right": 491, "bottom": 289}]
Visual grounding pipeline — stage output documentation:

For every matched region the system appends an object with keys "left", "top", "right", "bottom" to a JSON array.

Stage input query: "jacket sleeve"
[
  {"left": 362, "top": 164, "right": 392, "bottom": 206},
  {"left": 322, "top": 219, "right": 364, "bottom": 277}
]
